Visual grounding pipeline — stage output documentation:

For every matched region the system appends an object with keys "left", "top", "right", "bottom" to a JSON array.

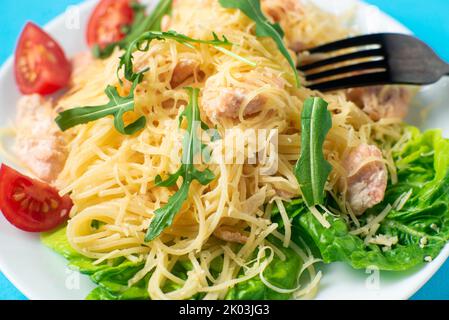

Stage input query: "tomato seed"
[
  {"left": 12, "top": 192, "right": 26, "bottom": 202},
  {"left": 20, "top": 197, "right": 30, "bottom": 209},
  {"left": 50, "top": 199, "right": 59, "bottom": 209},
  {"left": 42, "top": 202, "right": 49, "bottom": 213}
]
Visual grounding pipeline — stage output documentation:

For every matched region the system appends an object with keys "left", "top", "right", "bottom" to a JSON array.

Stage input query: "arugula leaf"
[
  {"left": 119, "top": 30, "right": 232, "bottom": 84},
  {"left": 145, "top": 88, "right": 216, "bottom": 241},
  {"left": 58, "top": 31, "right": 230, "bottom": 135},
  {"left": 295, "top": 97, "right": 332, "bottom": 207},
  {"left": 288, "top": 128, "right": 449, "bottom": 271},
  {"left": 55, "top": 77, "right": 146, "bottom": 135},
  {"left": 218, "top": 0, "right": 300, "bottom": 87},
  {"left": 93, "top": 0, "right": 173, "bottom": 59}
]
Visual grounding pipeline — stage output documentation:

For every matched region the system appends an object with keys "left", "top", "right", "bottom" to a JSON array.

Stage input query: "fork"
[{"left": 298, "top": 33, "right": 449, "bottom": 92}]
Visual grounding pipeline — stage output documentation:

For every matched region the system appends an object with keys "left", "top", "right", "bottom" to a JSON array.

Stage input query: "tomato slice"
[
  {"left": 0, "top": 164, "right": 72, "bottom": 232},
  {"left": 14, "top": 22, "right": 71, "bottom": 95},
  {"left": 87, "top": 0, "right": 135, "bottom": 48}
]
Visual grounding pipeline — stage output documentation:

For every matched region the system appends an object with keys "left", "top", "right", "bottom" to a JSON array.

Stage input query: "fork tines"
[
  {"left": 299, "top": 34, "right": 390, "bottom": 91},
  {"left": 298, "top": 33, "right": 449, "bottom": 92}
]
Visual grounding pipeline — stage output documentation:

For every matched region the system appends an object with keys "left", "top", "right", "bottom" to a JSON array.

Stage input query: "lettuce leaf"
[
  {"left": 225, "top": 238, "right": 302, "bottom": 300},
  {"left": 42, "top": 128, "right": 449, "bottom": 298},
  {"left": 42, "top": 228, "right": 206, "bottom": 300},
  {"left": 41, "top": 227, "right": 148, "bottom": 300},
  {"left": 290, "top": 128, "right": 449, "bottom": 271}
]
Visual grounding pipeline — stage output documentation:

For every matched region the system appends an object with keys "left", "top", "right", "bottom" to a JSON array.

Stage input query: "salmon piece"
[
  {"left": 202, "top": 87, "right": 266, "bottom": 121},
  {"left": 262, "top": 0, "right": 302, "bottom": 23},
  {"left": 262, "top": 0, "right": 306, "bottom": 53},
  {"left": 170, "top": 58, "right": 199, "bottom": 88},
  {"left": 14, "top": 95, "right": 67, "bottom": 184},
  {"left": 342, "top": 144, "right": 388, "bottom": 215},
  {"left": 201, "top": 57, "right": 288, "bottom": 122},
  {"left": 346, "top": 86, "right": 412, "bottom": 121},
  {"left": 201, "top": 67, "right": 286, "bottom": 122},
  {"left": 214, "top": 226, "right": 248, "bottom": 244}
]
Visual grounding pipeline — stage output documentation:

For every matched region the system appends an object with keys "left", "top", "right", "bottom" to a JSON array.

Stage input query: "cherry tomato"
[
  {"left": 14, "top": 22, "right": 71, "bottom": 95},
  {"left": 0, "top": 164, "right": 72, "bottom": 232},
  {"left": 87, "top": 0, "right": 135, "bottom": 48}
]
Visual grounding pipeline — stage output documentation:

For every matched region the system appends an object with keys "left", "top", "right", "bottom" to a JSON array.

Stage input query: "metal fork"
[{"left": 298, "top": 33, "right": 449, "bottom": 92}]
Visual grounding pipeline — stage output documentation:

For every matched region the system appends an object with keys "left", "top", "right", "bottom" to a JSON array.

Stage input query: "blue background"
[{"left": 0, "top": 0, "right": 448, "bottom": 300}]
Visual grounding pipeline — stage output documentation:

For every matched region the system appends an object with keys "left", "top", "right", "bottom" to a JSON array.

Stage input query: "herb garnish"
[
  {"left": 55, "top": 77, "right": 146, "bottom": 135},
  {"left": 118, "top": 30, "right": 232, "bottom": 84},
  {"left": 218, "top": 0, "right": 300, "bottom": 87},
  {"left": 145, "top": 88, "right": 215, "bottom": 242},
  {"left": 56, "top": 31, "right": 231, "bottom": 134},
  {"left": 93, "top": 0, "right": 174, "bottom": 59},
  {"left": 294, "top": 97, "right": 332, "bottom": 207}
]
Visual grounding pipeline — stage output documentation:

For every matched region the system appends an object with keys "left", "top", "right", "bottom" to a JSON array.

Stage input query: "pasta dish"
[{"left": 1, "top": 0, "right": 449, "bottom": 300}]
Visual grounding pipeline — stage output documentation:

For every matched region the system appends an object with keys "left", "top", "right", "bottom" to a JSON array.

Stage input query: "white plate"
[{"left": 1, "top": 0, "right": 449, "bottom": 300}]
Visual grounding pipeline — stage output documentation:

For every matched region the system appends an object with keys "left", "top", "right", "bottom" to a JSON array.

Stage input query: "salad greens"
[
  {"left": 285, "top": 128, "right": 449, "bottom": 271},
  {"left": 42, "top": 226, "right": 149, "bottom": 300},
  {"left": 145, "top": 88, "right": 216, "bottom": 242},
  {"left": 294, "top": 97, "right": 333, "bottom": 208},
  {"left": 226, "top": 238, "right": 303, "bottom": 300},
  {"left": 218, "top": 0, "right": 300, "bottom": 87},
  {"left": 93, "top": 0, "right": 174, "bottom": 59},
  {"left": 43, "top": 227, "right": 303, "bottom": 300},
  {"left": 42, "top": 127, "right": 449, "bottom": 299}
]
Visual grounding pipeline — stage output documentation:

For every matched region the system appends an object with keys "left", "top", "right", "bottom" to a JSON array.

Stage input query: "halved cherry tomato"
[
  {"left": 0, "top": 164, "right": 72, "bottom": 232},
  {"left": 14, "top": 22, "right": 71, "bottom": 95},
  {"left": 87, "top": 0, "right": 135, "bottom": 48}
]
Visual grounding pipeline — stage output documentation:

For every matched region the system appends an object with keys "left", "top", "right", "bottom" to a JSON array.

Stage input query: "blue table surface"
[{"left": 1, "top": 0, "right": 449, "bottom": 300}]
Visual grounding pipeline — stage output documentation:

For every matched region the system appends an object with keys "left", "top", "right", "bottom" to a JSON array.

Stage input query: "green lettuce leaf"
[
  {"left": 42, "top": 227, "right": 208, "bottom": 300},
  {"left": 42, "top": 227, "right": 148, "bottom": 300},
  {"left": 225, "top": 238, "right": 302, "bottom": 300},
  {"left": 290, "top": 128, "right": 449, "bottom": 271}
]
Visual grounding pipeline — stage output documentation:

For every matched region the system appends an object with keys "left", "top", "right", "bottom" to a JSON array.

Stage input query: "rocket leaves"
[
  {"left": 56, "top": 31, "right": 230, "bottom": 135},
  {"left": 55, "top": 77, "right": 146, "bottom": 135},
  {"left": 218, "top": 0, "right": 300, "bottom": 87},
  {"left": 145, "top": 88, "right": 216, "bottom": 241},
  {"left": 294, "top": 97, "right": 332, "bottom": 208}
]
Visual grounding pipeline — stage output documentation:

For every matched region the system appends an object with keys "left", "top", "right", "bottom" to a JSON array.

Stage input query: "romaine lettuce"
[
  {"left": 41, "top": 227, "right": 148, "bottom": 300},
  {"left": 290, "top": 128, "right": 449, "bottom": 271},
  {"left": 41, "top": 128, "right": 449, "bottom": 299},
  {"left": 42, "top": 227, "right": 205, "bottom": 300},
  {"left": 226, "top": 238, "right": 303, "bottom": 300}
]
